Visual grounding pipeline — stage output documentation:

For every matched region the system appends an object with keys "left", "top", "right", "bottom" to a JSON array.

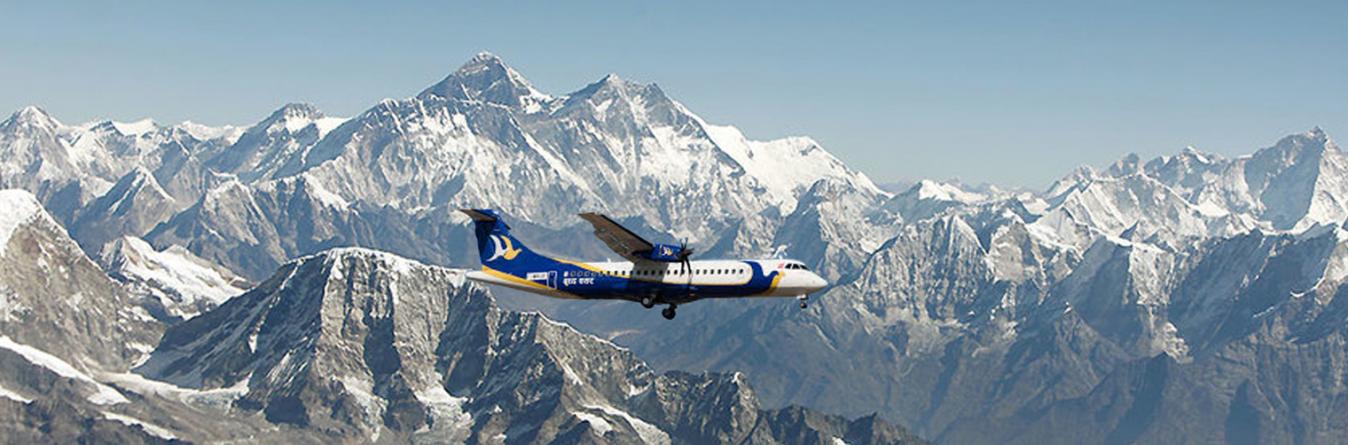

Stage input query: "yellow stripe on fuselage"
[{"left": 759, "top": 271, "right": 784, "bottom": 296}]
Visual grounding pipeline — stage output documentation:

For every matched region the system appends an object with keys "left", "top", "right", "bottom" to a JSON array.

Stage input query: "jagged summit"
[
  {"left": 463, "top": 50, "right": 506, "bottom": 68},
  {"left": 8, "top": 105, "right": 54, "bottom": 122},
  {"left": 259, "top": 103, "right": 344, "bottom": 136},
  {"left": 1271, "top": 126, "right": 1334, "bottom": 149},
  {"left": 419, "top": 52, "right": 552, "bottom": 110},
  {"left": 1, "top": 105, "right": 61, "bottom": 133},
  {"left": 0, "top": 187, "right": 162, "bottom": 370},
  {"left": 264, "top": 102, "right": 324, "bottom": 122},
  {"left": 247, "top": 102, "right": 343, "bottom": 136},
  {"left": 564, "top": 71, "right": 661, "bottom": 104},
  {"left": 202, "top": 102, "right": 346, "bottom": 182}
]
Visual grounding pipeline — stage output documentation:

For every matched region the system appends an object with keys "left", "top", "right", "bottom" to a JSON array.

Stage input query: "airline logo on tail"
[{"left": 487, "top": 234, "right": 522, "bottom": 262}]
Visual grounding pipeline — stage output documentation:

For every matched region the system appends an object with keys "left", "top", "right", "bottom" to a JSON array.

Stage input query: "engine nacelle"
[{"left": 642, "top": 243, "right": 688, "bottom": 262}]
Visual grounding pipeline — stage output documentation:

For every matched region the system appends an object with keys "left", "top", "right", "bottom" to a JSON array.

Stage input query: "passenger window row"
[{"left": 603, "top": 268, "right": 747, "bottom": 277}]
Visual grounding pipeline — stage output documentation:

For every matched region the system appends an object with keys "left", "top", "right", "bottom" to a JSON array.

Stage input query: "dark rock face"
[
  {"left": 0, "top": 190, "right": 162, "bottom": 370},
  {"left": 136, "top": 248, "right": 927, "bottom": 444},
  {"left": 0, "top": 397, "right": 176, "bottom": 445}
]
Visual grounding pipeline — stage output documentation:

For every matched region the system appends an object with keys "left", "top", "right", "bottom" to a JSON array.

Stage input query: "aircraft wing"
[{"left": 578, "top": 213, "right": 653, "bottom": 262}]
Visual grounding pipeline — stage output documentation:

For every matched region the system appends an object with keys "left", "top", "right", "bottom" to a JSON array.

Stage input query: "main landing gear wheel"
[
  {"left": 641, "top": 297, "right": 655, "bottom": 309},
  {"left": 661, "top": 305, "right": 677, "bottom": 320}
]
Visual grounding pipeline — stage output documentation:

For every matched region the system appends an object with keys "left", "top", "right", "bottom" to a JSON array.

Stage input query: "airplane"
[{"left": 460, "top": 208, "right": 828, "bottom": 320}]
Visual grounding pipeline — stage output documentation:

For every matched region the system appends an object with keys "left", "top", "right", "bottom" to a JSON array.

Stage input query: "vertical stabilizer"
[{"left": 460, "top": 208, "right": 550, "bottom": 273}]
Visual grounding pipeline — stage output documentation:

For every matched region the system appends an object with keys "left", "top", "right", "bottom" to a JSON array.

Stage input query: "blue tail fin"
[{"left": 460, "top": 208, "right": 551, "bottom": 273}]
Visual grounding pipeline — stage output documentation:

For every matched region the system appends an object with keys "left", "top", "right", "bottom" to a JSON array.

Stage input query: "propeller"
[{"left": 678, "top": 239, "right": 694, "bottom": 285}]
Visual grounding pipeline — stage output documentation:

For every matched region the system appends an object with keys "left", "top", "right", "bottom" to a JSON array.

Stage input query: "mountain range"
[{"left": 2, "top": 52, "right": 1348, "bottom": 443}]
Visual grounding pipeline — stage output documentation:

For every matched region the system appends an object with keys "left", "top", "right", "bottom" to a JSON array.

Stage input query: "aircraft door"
[{"left": 548, "top": 271, "right": 558, "bottom": 289}]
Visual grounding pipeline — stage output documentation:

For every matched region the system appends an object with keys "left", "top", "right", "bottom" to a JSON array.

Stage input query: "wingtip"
[
  {"left": 459, "top": 208, "right": 498, "bottom": 222},
  {"left": 577, "top": 212, "right": 613, "bottom": 222}
]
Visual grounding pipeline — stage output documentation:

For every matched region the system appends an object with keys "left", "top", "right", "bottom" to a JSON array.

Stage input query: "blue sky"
[{"left": 3, "top": 1, "right": 1345, "bottom": 188}]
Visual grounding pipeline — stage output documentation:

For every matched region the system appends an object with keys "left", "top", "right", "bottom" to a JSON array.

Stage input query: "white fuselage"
[{"left": 559, "top": 258, "right": 827, "bottom": 296}]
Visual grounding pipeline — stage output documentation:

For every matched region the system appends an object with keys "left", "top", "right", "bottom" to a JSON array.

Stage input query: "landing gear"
[
  {"left": 641, "top": 296, "right": 655, "bottom": 309},
  {"left": 797, "top": 295, "right": 808, "bottom": 309},
  {"left": 661, "top": 305, "right": 677, "bottom": 320}
]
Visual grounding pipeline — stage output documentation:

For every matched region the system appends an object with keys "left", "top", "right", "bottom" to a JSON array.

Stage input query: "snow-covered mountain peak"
[
  {"left": 10, "top": 105, "right": 51, "bottom": 120},
  {"left": 0, "top": 189, "right": 163, "bottom": 373},
  {"left": 701, "top": 123, "right": 884, "bottom": 209},
  {"left": 1309, "top": 125, "right": 1327, "bottom": 139},
  {"left": 258, "top": 103, "right": 334, "bottom": 133},
  {"left": 269, "top": 102, "right": 321, "bottom": 119},
  {"left": 420, "top": 52, "right": 552, "bottom": 111},
  {"left": 2, "top": 105, "right": 62, "bottom": 133},
  {"left": 1106, "top": 152, "right": 1143, "bottom": 177},
  {"left": 1256, "top": 127, "right": 1336, "bottom": 160},
  {"left": 573, "top": 72, "right": 634, "bottom": 95},
  {"left": 203, "top": 103, "right": 346, "bottom": 182},
  {"left": 1162, "top": 145, "right": 1221, "bottom": 166},
  {"left": 1045, "top": 165, "right": 1099, "bottom": 198},
  {"left": 561, "top": 71, "right": 673, "bottom": 118},
  {"left": 310, "top": 246, "right": 437, "bottom": 277}
]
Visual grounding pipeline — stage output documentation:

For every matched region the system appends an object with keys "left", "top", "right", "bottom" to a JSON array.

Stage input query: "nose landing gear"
[
  {"left": 661, "top": 304, "right": 677, "bottom": 320},
  {"left": 797, "top": 294, "right": 808, "bottom": 309}
]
